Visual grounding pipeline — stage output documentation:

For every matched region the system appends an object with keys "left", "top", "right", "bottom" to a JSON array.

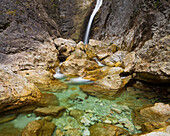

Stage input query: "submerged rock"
[
  {"left": 80, "top": 67, "right": 131, "bottom": 98},
  {"left": 90, "top": 123, "right": 129, "bottom": 136},
  {"left": 34, "top": 106, "right": 66, "bottom": 117},
  {"left": 0, "top": 66, "right": 41, "bottom": 113},
  {"left": 37, "top": 93, "right": 59, "bottom": 107},
  {"left": 0, "top": 114, "right": 18, "bottom": 124},
  {"left": 21, "top": 120, "right": 56, "bottom": 136}
]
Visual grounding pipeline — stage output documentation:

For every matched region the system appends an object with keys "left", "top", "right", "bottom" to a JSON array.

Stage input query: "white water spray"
[{"left": 84, "top": 0, "right": 103, "bottom": 44}]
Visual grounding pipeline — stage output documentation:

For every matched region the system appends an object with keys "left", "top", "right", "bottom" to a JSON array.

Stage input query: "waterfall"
[{"left": 84, "top": 0, "right": 103, "bottom": 44}]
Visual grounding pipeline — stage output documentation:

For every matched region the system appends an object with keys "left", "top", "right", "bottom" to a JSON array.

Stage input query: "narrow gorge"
[{"left": 0, "top": 0, "right": 169, "bottom": 136}]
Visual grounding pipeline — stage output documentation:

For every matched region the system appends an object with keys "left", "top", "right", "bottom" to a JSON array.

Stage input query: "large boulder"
[
  {"left": 0, "top": 66, "right": 41, "bottom": 113},
  {"left": 90, "top": 123, "right": 129, "bottom": 136},
  {"left": 60, "top": 59, "right": 99, "bottom": 77},
  {"left": 133, "top": 103, "right": 170, "bottom": 132},
  {"left": 80, "top": 71, "right": 132, "bottom": 98},
  {"left": 21, "top": 120, "right": 56, "bottom": 136},
  {"left": 18, "top": 69, "right": 68, "bottom": 92}
]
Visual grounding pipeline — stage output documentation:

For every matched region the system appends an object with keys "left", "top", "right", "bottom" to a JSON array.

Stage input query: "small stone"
[
  {"left": 111, "top": 108, "right": 122, "bottom": 114},
  {"left": 82, "top": 128, "right": 90, "bottom": 136},
  {"left": 43, "top": 116, "right": 53, "bottom": 122},
  {"left": 104, "top": 120, "right": 112, "bottom": 124}
]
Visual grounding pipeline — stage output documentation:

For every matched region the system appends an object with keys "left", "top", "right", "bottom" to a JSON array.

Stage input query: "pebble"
[
  {"left": 82, "top": 128, "right": 90, "bottom": 136},
  {"left": 104, "top": 120, "right": 112, "bottom": 124},
  {"left": 111, "top": 107, "right": 122, "bottom": 114}
]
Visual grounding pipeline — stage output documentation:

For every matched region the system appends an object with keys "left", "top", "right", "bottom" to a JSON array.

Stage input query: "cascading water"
[{"left": 84, "top": 0, "right": 103, "bottom": 44}]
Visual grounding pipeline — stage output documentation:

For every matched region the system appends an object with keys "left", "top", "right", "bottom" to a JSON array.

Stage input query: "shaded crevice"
[{"left": 78, "top": 0, "right": 97, "bottom": 42}]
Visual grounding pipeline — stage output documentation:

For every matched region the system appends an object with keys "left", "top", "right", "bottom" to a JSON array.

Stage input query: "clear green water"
[{"left": 0, "top": 81, "right": 159, "bottom": 136}]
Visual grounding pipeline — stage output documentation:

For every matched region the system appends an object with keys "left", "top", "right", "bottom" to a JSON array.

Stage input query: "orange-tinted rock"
[
  {"left": 90, "top": 123, "right": 129, "bottom": 136},
  {"left": 0, "top": 66, "right": 41, "bottom": 113},
  {"left": 21, "top": 120, "right": 56, "bottom": 136},
  {"left": 133, "top": 103, "right": 170, "bottom": 132},
  {"left": 34, "top": 106, "right": 66, "bottom": 117},
  {"left": 18, "top": 69, "right": 68, "bottom": 92},
  {"left": 60, "top": 59, "right": 99, "bottom": 77},
  {"left": 37, "top": 93, "right": 59, "bottom": 107}
]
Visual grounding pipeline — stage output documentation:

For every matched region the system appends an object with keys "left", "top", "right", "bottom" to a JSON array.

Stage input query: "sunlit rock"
[
  {"left": 133, "top": 103, "right": 170, "bottom": 132},
  {"left": 60, "top": 59, "right": 99, "bottom": 77},
  {"left": 101, "top": 51, "right": 127, "bottom": 67},
  {"left": 83, "top": 67, "right": 124, "bottom": 81},
  {"left": 85, "top": 39, "right": 117, "bottom": 60},
  {"left": 0, "top": 66, "right": 41, "bottom": 113},
  {"left": 18, "top": 69, "right": 68, "bottom": 92}
]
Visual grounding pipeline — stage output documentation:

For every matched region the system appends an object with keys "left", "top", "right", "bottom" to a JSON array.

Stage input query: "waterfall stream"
[{"left": 84, "top": 0, "right": 103, "bottom": 44}]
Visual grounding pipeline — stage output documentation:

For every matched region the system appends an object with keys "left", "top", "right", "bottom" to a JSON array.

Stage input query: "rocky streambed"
[{"left": 0, "top": 38, "right": 169, "bottom": 136}]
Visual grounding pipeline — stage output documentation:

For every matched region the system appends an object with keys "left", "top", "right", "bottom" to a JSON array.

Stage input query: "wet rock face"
[
  {"left": 0, "top": 0, "right": 60, "bottom": 72},
  {"left": 21, "top": 120, "right": 56, "bottom": 136},
  {"left": 92, "top": 0, "right": 170, "bottom": 83},
  {"left": 0, "top": 66, "right": 41, "bottom": 113},
  {"left": 41, "top": 0, "right": 94, "bottom": 41}
]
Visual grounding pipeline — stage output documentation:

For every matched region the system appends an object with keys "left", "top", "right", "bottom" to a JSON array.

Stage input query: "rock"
[
  {"left": 85, "top": 39, "right": 117, "bottom": 60},
  {"left": 2, "top": 105, "right": 37, "bottom": 115},
  {"left": 142, "top": 122, "right": 169, "bottom": 132},
  {"left": 118, "top": 118, "right": 135, "bottom": 132},
  {"left": 123, "top": 52, "right": 142, "bottom": 73},
  {"left": 0, "top": 114, "right": 18, "bottom": 124},
  {"left": 34, "top": 106, "right": 66, "bottom": 117},
  {"left": 138, "top": 125, "right": 170, "bottom": 136},
  {"left": 83, "top": 67, "right": 124, "bottom": 81},
  {"left": 133, "top": 103, "right": 170, "bottom": 132},
  {"left": 0, "top": 66, "right": 41, "bottom": 113},
  {"left": 64, "top": 129, "right": 82, "bottom": 136},
  {"left": 90, "top": 123, "right": 129, "bottom": 136},
  {"left": 54, "top": 38, "right": 76, "bottom": 61},
  {"left": 0, "top": 0, "right": 60, "bottom": 72},
  {"left": 37, "top": 93, "right": 59, "bottom": 107},
  {"left": 18, "top": 69, "right": 68, "bottom": 92},
  {"left": 0, "top": 123, "right": 21, "bottom": 136},
  {"left": 80, "top": 71, "right": 131, "bottom": 98},
  {"left": 101, "top": 51, "right": 127, "bottom": 67},
  {"left": 66, "top": 49, "right": 87, "bottom": 60},
  {"left": 43, "top": 116, "right": 53, "bottom": 122},
  {"left": 60, "top": 59, "right": 99, "bottom": 77},
  {"left": 69, "top": 109, "right": 84, "bottom": 123},
  {"left": 21, "top": 120, "right": 56, "bottom": 136}
]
